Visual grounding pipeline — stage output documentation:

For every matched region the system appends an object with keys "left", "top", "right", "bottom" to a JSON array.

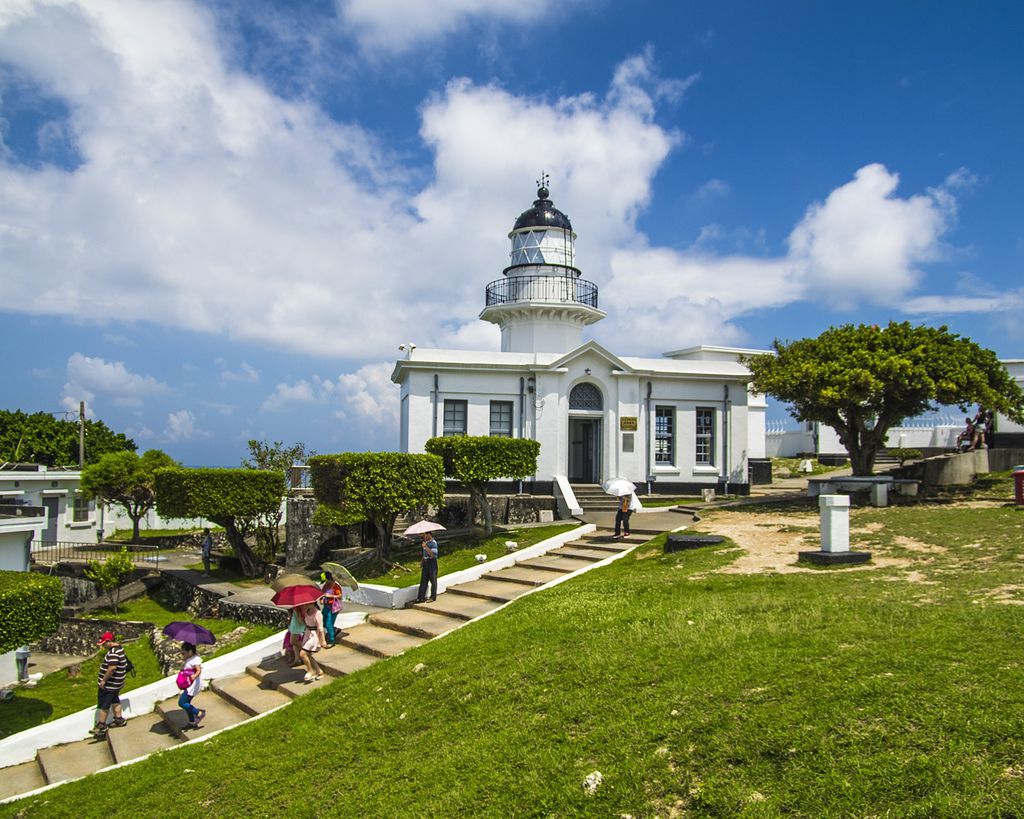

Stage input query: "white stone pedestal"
[
  {"left": 820, "top": 494, "right": 850, "bottom": 553},
  {"left": 798, "top": 493, "right": 871, "bottom": 566}
]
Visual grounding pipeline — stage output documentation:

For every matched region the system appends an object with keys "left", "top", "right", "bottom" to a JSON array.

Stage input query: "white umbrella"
[
  {"left": 602, "top": 478, "right": 636, "bottom": 497},
  {"left": 402, "top": 520, "right": 446, "bottom": 537}
]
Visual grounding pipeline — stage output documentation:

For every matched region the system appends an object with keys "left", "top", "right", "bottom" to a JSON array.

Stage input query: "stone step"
[
  {"left": 548, "top": 546, "right": 614, "bottom": 561},
  {"left": 0, "top": 760, "right": 46, "bottom": 801},
  {"left": 484, "top": 567, "right": 565, "bottom": 586},
  {"left": 411, "top": 594, "right": 501, "bottom": 621},
  {"left": 517, "top": 554, "right": 593, "bottom": 572},
  {"left": 314, "top": 645, "right": 381, "bottom": 677},
  {"left": 277, "top": 672, "right": 336, "bottom": 698},
  {"left": 106, "top": 713, "right": 180, "bottom": 764},
  {"left": 570, "top": 539, "right": 628, "bottom": 552},
  {"left": 446, "top": 578, "right": 533, "bottom": 603},
  {"left": 370, "top": 608, "right": 466, "bottom": 639},
  {"left": 37, "top": 735, "right": 114, "bottom": 785},
  {"left": 154, "top": 692, "right": 249, "bottom": 740},
  {"left": 339, "top": 623, "right": 428, "bottom": 658},
  {"left": 210, "top": 673, "right": 292, "bottom": 717}
]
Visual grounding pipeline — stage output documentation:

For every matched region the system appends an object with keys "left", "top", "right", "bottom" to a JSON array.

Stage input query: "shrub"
[
  {"left": 889, "top": 447, "right": 923, "bottom": 466},
  {"left": 0, "top": 571, "right": 62, "bottom": 653},
  {"left": 85, "top": 548, "right": 135, "bottom": 613}
]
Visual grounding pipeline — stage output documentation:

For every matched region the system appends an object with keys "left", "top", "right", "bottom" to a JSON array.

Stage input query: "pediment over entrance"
[{"left": 548, "top": 340, "right": 632, "bottom": 373}]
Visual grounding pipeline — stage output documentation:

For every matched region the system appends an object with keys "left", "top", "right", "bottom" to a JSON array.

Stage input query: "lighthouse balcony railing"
[{"left": 485, "top": 275, "right": 599, "bottom": 309}]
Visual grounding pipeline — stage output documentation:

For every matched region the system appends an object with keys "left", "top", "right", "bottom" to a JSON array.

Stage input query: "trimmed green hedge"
[
  {"left": 424, "top": 436, "right": 540, "bottom": 485},
  {"left": 154, "top": 468, "right": 285, "bottom": 519},
  {"left": 0, "top": 571, "right": 63, "bottom": 653},
  {"left": 309, "top": 453, "right": 444, "bottom": 520}
]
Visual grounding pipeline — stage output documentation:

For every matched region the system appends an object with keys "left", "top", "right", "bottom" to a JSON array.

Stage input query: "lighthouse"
[{"left": 479, "top": 180, "right": 605, "bottom": 353}]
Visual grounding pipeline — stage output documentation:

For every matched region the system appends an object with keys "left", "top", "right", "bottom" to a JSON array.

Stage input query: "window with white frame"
[
  {"left": 73, "top": 493, "right": 91, "bottom": 522},
  {"left": 655, "top": 406, "right": 675, "bottom": 464},
  {"left": 443, "top": 400, "right": 467, "bottom": 436},
  {"left": 489, "top": 401, "right": 514, "bottom": 437},
  {"left": 696, "top": 407, "right": 715, "bottom": 465}
]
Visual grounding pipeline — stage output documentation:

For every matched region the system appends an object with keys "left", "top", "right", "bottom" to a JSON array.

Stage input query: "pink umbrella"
[
  {"left": 402, "top": 520, "right": 446, "bottom": 537},
  {"left": 271, "top": 584, "right": 324, "bottom": 608}
]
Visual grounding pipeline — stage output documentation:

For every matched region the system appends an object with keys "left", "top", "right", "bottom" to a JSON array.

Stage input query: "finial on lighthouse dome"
[{"left": 513, "top": 172, "right": 572, "bottom": 231}]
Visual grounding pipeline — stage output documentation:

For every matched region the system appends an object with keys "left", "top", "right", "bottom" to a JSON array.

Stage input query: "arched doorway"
[{"left": 568, "top": 383, "right": 602, "bottom": 484}]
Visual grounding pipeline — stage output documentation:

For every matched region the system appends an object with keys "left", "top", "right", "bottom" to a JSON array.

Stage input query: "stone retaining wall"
[
  {"left": 159, "top": 571, "right": 289, "bottom": 629},
  {"left": 34, "top": 618, "right": 154, "bottom": 656}
]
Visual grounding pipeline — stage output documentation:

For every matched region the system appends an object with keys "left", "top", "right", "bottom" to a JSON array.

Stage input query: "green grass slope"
[{"left": 6, "top": 504, "right": 1024, "bottom": 817}]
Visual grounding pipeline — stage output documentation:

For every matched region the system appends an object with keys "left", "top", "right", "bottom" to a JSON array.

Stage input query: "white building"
[
  {"left": 392, "top": 184, "right": 768, "bottom": 495},
  {"left": 996, "top": 360, "right": 1024, "bottom": 446},
  {"left": 0, "top": 464, "right": 99, "bottom": 545}
]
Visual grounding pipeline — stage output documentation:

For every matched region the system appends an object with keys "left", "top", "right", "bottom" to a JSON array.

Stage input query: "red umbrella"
[{"left": 271, "top": 584, "right": 324, "bottom": 607}]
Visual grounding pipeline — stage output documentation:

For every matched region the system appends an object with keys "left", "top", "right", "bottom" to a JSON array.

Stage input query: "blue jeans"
[
  {"left": 178, "top": 690, "right": 198, "bottom": 722},
  {"left": 323, "top": 606, "right": 336, "bottom": 643}
]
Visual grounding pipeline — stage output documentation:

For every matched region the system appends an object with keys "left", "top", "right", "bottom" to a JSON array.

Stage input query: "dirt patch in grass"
[{"left": 687, "top": 511, "right": 908, "bottom": 576}]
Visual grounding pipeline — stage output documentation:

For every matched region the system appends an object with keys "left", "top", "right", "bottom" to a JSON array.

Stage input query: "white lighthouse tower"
[{"left": 479, "top": 177, "right": 605, "bottom": 353}]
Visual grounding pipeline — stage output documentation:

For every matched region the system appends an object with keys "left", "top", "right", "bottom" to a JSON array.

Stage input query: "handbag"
[{"left": 176, "top": 669, "right": 192, "bottom": 690}]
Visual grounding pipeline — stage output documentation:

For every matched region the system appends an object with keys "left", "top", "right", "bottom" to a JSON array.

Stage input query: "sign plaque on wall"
[{"left": 619, "top": 416, "right": 638, "bottom": 431}]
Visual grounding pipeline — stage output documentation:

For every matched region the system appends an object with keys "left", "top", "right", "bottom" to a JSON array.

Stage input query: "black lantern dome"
[{"left": 513, "top": 186, "right": 573, "bottom": 231}]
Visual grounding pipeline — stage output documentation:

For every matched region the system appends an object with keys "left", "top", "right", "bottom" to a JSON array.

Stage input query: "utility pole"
[{"left": 79, "top": 400, "right": 85, "bottom": 468}]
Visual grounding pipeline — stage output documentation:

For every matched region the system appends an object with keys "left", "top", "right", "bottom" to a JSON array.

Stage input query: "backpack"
[
  {"left": 176, "top": 669, "right": 192, "bottom": 690},
  {"left": 124, "top": 655, "right": 136, "bottom": 678}
]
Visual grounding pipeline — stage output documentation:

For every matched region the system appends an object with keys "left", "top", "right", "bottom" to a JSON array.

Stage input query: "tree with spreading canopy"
[
  {"left": 81, "top": 449, "right": 177, "bottom": 543},
  {"left": 154, "top": 467, "right": 286, "bottom": 577},
  {"left": 744, "top": 322, "right": 1024, "bottom": 475},
  {"left": 0, "top": 409, "right": 135, "bottom": 466},
  {"left": 424, "top": 436, "right": 541, "bottom": 536},
  {"left": 308, "top": 452, "right": 444, "bottom": 566}
]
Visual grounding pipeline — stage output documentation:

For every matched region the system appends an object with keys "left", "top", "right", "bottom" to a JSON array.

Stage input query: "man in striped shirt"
[{"left": 90, "top": 631, "right": 128, "bottom": 737}]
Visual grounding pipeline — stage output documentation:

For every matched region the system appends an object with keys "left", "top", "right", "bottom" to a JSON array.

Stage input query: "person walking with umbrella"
[
  {"left": 299, "top": 602, "right": 326, "bottom": 682},
  {"left": 320, "top": 570, "right": 343, "bottom": 648},
  {"left": 177, "top": 642, "right": 206, "bottom": 729},
  {"left": 162, "top": 622, "right": 215, "bottom": 730},
  {"left": 416, "top": 530, "right": 439, "bottom": 603}
]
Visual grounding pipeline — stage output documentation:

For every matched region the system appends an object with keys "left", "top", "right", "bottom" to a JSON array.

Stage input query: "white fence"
[{"left": 766, "top": 415, "right": 964, "bottom": 458}]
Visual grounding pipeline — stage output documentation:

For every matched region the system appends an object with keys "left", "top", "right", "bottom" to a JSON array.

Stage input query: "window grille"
[
  {"left": 655, "top": 406, "right": 675, "bottom": 464},
  {"left": 569, "top": 383, "right": 602, "bottom": 411},
  {"left": 696, "top": 407, "right": 715, "bottom": 465},
  {"left": 490, "top": 401, "right": 514, "bottom": 437},
  {"left": 443, "top": 400, "right": 467, "bottom": 437}
]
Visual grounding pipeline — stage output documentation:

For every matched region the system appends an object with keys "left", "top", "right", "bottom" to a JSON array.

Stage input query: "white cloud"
[
  {"left": 261, "top": 363, "right": 398, "bottom": 441},
  {"left": 61, "top": 353, "right": 168, "bottom": 413},
  {"left": 337, "top": 0, "right": 586, "bottom": 53},
  {"left": 0, "top": 8, "right": 682, "bottom": 360},
  {"left": 261, "top": 377, "right": 325, "bottom": 412},
  {"left": 163, "top": 409, "right": 206, "bottom": 442},
  {"left": 787, "top": 163, "right": 952, "bottom": 308},
  {"left": 693, "top": 178, "right": 730, "bottom": 201},
  {"left": 903, "top": 291, "right": 1024, "bottom": 315},
  {"left": 218, "top": 360, "right": 261, "bottom": 384}
]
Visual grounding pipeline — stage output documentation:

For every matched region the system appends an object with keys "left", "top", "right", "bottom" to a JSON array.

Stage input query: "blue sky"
[{"left": 1, "top": 1, "right": 1021, "bottom": 466}]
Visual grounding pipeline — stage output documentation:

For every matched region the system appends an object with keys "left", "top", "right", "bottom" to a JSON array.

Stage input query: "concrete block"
[{"left": 819, "top": 494, "right": 850, "bottom": 553}]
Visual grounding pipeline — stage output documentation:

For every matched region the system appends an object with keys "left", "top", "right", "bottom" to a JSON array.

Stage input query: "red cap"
[{"left": 97, "top": 631, "right": 116, "bottom": 644}]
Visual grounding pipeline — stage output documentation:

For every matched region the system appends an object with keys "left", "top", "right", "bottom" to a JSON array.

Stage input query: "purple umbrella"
[{"left": 162, "top": 621, "right": 216, "bottom": 645}]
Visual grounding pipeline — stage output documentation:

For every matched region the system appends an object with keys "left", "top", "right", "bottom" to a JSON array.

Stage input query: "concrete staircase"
[
  {"left": 0, "top": 525, "right": 638, "bottom": 803},
  {"left": 571, "top": 484, "right": 622, "bottom": 513}
]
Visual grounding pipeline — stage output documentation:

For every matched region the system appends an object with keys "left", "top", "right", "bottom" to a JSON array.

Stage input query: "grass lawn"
[
  {"left": 772, "top": 456, "right": 847, "bottom": 478},
  {"left": 6, "top": 485, "right": 1024, "bottom": 816},
  {"left": 357, "top": 523, "right": 580, "bottom": 587},
  {"left": 0, "top": 592, "right": 277, "bottom": 739},
  {"left": 106, "top": 527, "right": 216, "bottom": 542}
]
